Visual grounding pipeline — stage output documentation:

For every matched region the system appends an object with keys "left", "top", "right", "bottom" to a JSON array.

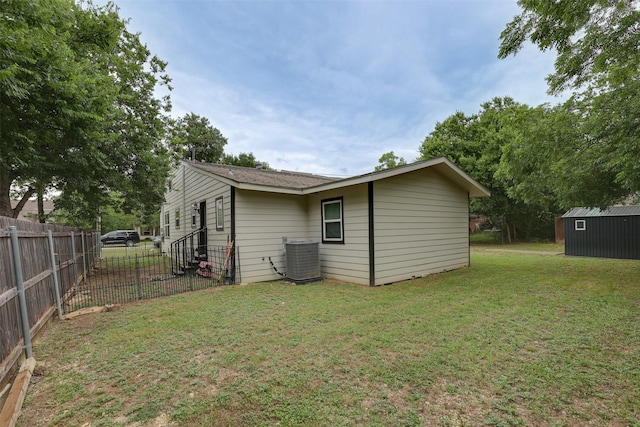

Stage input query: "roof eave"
[
  {"left": 183, "top": 158, "right": 491, "bottom": 198},
  {"left": 235, "top": 182, "right": 305, "bottom": 194},
  {"left": 431, "top": 160, "right": 491, "bottom": 198},
  {"left": 185, "top": 161, "right": 327, "bottom": 193},
  {"left": 185, "top": 161, "right": 241, "bottom": 187},
  {"left": 301, "top": 157, "right": 491, "bottom": 197}
]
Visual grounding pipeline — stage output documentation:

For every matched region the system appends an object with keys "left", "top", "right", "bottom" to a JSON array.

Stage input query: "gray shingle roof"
[
  {"left": 190, "top": 162, "right": 338, "bottom": 189},
  {"left": 563, "top": 205, "right": 640, "bottom": 217},
  {"left": 186, "top": 157, "right": 491, "bottom": 197}
]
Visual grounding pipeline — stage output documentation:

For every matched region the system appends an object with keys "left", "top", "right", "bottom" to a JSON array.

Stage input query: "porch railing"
[{"left": 169, "top": 227, "right": 207, "bottom": 274}]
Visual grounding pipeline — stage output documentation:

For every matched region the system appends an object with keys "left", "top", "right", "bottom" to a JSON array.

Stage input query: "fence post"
[
  {"left": 47, "top": 231, "right": 63, "bottom": 320},
  {"left": 95, "top": 232, "right": 99, "bottom": 263},
  {"left": 70, "top": 231, "right": 79, "bottom": 295},
  {"left": 9, "top": 226, "right": 33, "bottom": 358},
  {"left": 87, "top": 232, "right": 93, "bottom": 270},
  {"left": 81, "top": 231, "right": 87, "bottom": 284},
  {"left": 162, "top": 252, "right": 167, "bottom": 277},
  {"left": 135, "top": 255, "right": 142, "bottom": 300}
]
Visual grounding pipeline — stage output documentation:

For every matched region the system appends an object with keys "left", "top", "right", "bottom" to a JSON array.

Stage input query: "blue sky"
[{"left": 110, "top": 0, "right": 561, "bottom": 177}]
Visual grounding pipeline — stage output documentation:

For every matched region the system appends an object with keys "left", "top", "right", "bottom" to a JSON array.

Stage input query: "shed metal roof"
[{"left": 563, "top": 205, "right": 640, "bottom": 218}]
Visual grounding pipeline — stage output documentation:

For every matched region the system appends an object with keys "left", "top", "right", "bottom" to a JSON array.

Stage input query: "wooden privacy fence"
[{"left": 0, "top": 217, "right": 99, "bottom": 387}]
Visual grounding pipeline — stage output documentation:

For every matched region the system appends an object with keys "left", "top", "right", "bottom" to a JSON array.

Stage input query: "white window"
[
  {"left": 322, "top": 197, "right": 344, "bottom": 243},
  {"left": 191, "top": 204, "right": 197, "bottom": 228},
  {"left": 575, "top": 219, "right": 586, "bottom": 231},
  {"left": 164, "top": 212, "right": 170, "bottom": 238},
  {"left": 215, "top": 197, "right": 224, "bottom": 230},
  {"left": 175, "top": 209, "right": 180, "bottom": 229}
]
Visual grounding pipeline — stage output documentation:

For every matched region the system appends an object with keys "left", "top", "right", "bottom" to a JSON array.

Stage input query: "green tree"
[
  {"left": 172, "top": 113, "right": 269, "bottom": 168},
  {"left": 420, "top": 97, "right": 559, "bottom": 241},
  {"left": 54, "top": 192, "right": 159, "bottom": 233},
  {"left": 172, "top": 113, "right": 227, "bottom": 163},
  {"left": 375, "top": 151, "right": 407, "bottom": 171},
  {"left": 497, "top": 101, "right": 629, "bottom": 210},
  {"left": 0, "top": 0, "right": 172, "bottom": 221},
  {"left": 222, "top": 152, "right": 269, "bottom": 169},
  {"left": 499, "top": 0, "right": 640, "bottom": 206}
]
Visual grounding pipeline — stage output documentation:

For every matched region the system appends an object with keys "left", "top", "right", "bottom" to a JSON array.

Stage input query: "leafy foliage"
[
  {"left": 375, "top": 151, "right": 407, "bottom": 171},
  {"left": 172, "top": 112, "right": 268, "bottom": 168},
  {"left": 420, "top": 97, "right": 559, "bottom": 241},
  {"left": 0, "top": 0, "right": 172, "bottom": 223},
  {"left": 499, "top": 0, "right": 640, "bottom": 206},
  {"left": 172, "top": 113, "right": 228, "bottom": 163},
  {"left": 53, "top": 192, "right": 159, "bottom": 232},
  {"left": 497, "top": 101, "right": 630, "bottom": 209},
  {"left": 222, "top": 152, "right": 269, "bottom": 169},
  {"left": 499, "top": 0, "right": 640, "bottom": 95}
]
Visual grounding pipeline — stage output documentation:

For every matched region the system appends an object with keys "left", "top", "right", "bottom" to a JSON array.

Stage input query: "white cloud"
[{"left": 109, "top": 0, "right": 562, "bottom": 176}]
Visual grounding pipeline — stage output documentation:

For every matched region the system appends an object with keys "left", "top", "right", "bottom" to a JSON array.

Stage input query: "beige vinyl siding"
[
  {"left": 162, "top": 163, "right": 231, "bottom": 248},
  {"left": 234, "top": 189, "right": 308, "bottom": 284},
  {"left": 162, "top": 161, "right": 475, "bottom": 286},
  {"left": 162, "top": 167, "right": 183, "bottom": 247},
  {"left": 307, "top": 185, "right": 370, "bottom": 285},
  {"left": 373, "top": 168, "right": 469, "bottom": 285}
]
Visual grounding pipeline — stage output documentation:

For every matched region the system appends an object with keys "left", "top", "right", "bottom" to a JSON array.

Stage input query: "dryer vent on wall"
[{"left": 285, "top": 240, "right": 321, "bottom": 284}]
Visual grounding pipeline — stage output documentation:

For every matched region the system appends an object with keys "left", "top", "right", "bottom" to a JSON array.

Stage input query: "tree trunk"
[
  {"left": 0, "top": 169, "right": 36, "bottom": 218},
  {"left": 37, "top": 190, "right": 45, "bottom": 223},
  {"left": 0, "top": 169, "right": 15, "bottom": 218}
]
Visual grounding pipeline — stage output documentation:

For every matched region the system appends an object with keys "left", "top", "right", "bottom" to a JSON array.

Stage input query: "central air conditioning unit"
[{"left": 285, "top": 240, "right": 321, "bottom": 284}]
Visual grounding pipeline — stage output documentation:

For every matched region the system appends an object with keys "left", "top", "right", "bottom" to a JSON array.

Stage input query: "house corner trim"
[{"left": 368, "top": 181, "right": 375, "bottom": 286}]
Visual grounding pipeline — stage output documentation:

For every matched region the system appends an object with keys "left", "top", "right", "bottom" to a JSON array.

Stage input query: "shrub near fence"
[{"left": 0, "top": 217, "right": 99, "bottom": 388}]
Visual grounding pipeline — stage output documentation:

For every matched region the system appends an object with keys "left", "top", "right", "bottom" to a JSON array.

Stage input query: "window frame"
[
  {"left": 575, "top": 219, "right": 586, "bottom": 231},
  {"left": 321, "top": 197, "right": 344, "bottom": 244},
  {"left": 164, "top": 212, "right": 170, "bottom": 238},
  {"left": 175, "top": 209, "right": 180, "bottom": 229},
  {"left": 215, "top": 197, "right": 224, "bottom": 231}
]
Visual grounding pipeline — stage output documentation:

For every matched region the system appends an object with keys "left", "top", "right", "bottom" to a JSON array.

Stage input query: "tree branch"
[{"left": 13, "top": 187, "right": 37, "bottom": 218}]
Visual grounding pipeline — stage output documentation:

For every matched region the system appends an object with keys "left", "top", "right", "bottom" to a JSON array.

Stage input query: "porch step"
[{"left": 173, "top": 264, "right": 196, "bottom": 275}]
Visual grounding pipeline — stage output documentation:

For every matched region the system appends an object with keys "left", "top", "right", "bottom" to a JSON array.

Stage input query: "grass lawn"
[
  {"left": 100, "top": 241, "right": 160, "bottom": 259},
  {"left": 469, "top": 232, "right": 563, "bottom": 253},
  {"left": 472, "top": 241, "right": 565, "bottom": 254},
  {"left": 20, "top": 249, "right": 640, "bottom": 426}
]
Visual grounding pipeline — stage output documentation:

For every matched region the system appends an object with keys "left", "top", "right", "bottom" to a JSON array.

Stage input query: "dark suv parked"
[{"left": 101, "top": 230, "right": 141, "bottom": 247}]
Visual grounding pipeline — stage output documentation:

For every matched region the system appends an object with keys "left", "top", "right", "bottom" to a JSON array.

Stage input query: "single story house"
[
  {"left": 563, "top": 206, "right": 640, "bottom": 260},
  {"left": 162, "top": 157, "right": 490, "bottom": 286}
]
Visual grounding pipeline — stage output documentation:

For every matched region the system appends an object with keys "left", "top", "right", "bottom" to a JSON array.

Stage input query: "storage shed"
[{"left": 563, "top": 206, "right": 640, "bottom": 260}]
